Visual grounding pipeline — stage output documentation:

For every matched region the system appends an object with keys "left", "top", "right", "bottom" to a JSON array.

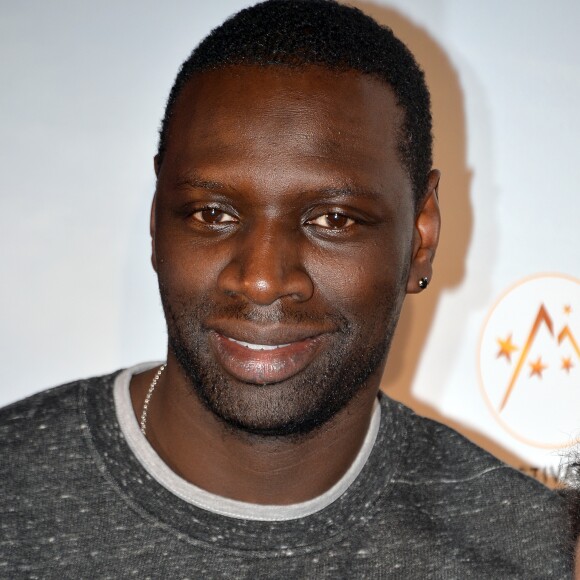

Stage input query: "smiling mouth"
[{"left": 209, "top": 330, "right": 328, "bottom": 385}]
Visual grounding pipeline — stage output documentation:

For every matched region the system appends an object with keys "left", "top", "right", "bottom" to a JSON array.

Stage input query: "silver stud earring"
[{"left": 418, "top": 277, "right": 429, "bottom": 289}]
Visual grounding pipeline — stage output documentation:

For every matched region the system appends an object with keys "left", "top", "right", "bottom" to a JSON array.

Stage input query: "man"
[{"left": 0, "top": 1, "right": 571, "bottom": 577}]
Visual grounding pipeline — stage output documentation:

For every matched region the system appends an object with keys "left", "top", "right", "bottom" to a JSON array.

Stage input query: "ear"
[
  {"left": 150, "top": 193, "right": 158, "bottom": 272},
  {"left": 151, "top": 155, "right": 159, "bottom": 272},
  {"left": 406, "top": 169, "right": 441, "bottom": 294}
]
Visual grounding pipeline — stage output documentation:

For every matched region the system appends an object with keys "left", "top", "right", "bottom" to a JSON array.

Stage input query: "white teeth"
[{"left": 229, "top": 338, "right": 291, "bottom": 351}]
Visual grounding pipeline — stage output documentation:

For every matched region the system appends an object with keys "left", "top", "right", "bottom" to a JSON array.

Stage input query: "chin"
[{"left": 168, "top": 326, "right": 389, "bottom": 438}]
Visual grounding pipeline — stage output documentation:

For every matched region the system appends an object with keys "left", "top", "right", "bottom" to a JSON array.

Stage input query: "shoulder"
[
  {"left": 0, "top": 371, "right": 121, "bottom": 460},
  {"left": 378, "top": 397, "right": 571, "bottom": 573},
  {"left": 0, "top": 370, "right": 125, "bottom": 509},
  {"left": 380, "top": 395, "right": 561, "bottom": 503}
]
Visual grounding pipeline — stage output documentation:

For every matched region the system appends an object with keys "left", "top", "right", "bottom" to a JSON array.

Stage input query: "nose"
[{"left": 217, "top": 222, "right": 314, "bottom": 305}]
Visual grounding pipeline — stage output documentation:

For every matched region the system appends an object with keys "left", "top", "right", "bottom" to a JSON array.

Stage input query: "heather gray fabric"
[{"left": 0, "top": 370, "right": 572, "bottom": 579}]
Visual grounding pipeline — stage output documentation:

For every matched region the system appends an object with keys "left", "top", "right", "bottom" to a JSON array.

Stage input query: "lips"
[{"left": 208, "top": 329, "right": 329, "bottom": 384}]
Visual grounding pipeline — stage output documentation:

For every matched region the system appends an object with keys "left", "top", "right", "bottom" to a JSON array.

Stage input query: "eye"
[
  {"left": 192, "top": 207, "right": 237, "bottom": 225},
  {"left": 307, "top": 212, "right": 355, "bottom": 230}
]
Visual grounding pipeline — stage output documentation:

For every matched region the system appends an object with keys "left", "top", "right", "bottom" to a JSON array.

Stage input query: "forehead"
[{"left": 161, "top": 65, "right": 410, "bottom": 199}]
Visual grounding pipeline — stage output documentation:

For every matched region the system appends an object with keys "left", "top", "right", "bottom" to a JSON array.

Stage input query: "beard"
[{"left": 160, "top": 284, "right": 404, "bottom": 438}]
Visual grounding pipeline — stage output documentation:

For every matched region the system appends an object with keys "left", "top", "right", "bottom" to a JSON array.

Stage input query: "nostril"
[{"left": 216, "top": 230, "right": 314, "bottom": 304}]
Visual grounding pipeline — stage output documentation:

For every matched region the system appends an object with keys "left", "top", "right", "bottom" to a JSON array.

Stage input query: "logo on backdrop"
[{"left": 479, "top": 274, "right": 580, "bottom": 448}]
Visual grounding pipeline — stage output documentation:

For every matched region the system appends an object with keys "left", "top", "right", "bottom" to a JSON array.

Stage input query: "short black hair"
[{"left": 157, "top": 0, "right": 433, "bottom": 203}]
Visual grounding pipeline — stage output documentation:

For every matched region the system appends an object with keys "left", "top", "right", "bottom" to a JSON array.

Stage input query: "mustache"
[
  {"left": 205, "top": 302, "right": 330, "bottom": 325},
  {"left": 160, "top": 286, "right": 350, "bottom": 329},
  {"left": 206, "top": 303, "right": 352, "bottom": 335}
]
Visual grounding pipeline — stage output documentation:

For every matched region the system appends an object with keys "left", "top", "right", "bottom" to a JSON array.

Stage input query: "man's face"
[{"left": 153, "top": 66, "right": 422, "bottom": 436}]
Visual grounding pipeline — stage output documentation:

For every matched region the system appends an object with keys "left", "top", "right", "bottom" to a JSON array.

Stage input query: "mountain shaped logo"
[
  {"left": 479, "top": 274, "right": 580, "bottom": 449},
  {"left": 499, "top": 304, "right": 580, "bottom": 411}
]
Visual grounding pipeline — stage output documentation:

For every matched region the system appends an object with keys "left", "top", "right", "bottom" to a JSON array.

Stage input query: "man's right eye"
[{"left": 192, "top": 207, "right": 237, "bottom": 224}]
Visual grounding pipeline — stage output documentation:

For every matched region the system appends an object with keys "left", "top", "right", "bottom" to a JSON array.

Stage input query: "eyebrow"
[
  {"left": 174, "top": 176, "right": 227, "bottom": 192},
  {"left": 173, "top": 175, "right": 384, "bottom": 201},
  {"left": 314, "top": 186, "right": 384, "bottom": 201}
]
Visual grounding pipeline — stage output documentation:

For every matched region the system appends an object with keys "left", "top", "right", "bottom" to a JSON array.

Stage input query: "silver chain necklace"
[{"left": 140, "top": 363, "right": 167, "bottom": 435}]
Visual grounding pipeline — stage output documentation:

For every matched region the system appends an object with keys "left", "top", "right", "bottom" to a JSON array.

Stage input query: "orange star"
[
  {"left": 497, "top": 334, "right": 518, "bottom": 362},
  {"left": 529, "top": 356, "right": 547, "bottom": 378},
  {"left": 562, "top": 357, "right": 574, "bottom": 373},
  {"left": 564, "top": 305, "right": 572, "bottom": 315}
]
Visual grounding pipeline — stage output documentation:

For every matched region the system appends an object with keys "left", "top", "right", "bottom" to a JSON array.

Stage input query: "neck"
[{"left": 130, "top": 361, "right": 381, "bottom": 505}]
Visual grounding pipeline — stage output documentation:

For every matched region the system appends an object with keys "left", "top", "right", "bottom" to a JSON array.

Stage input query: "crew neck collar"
[
  {"left": 82, "top": 364, "right": 408, "bottom": 552},
  {"left": 114, "top": 362, "right": 382, "bottom": 522}
]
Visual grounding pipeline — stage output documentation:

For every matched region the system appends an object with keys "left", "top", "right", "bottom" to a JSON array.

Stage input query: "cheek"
[
  {"left": 155, "top": 233, "right": 227, "bottom": 298},
  {"left": 306, "top": 240, "right": 408, "bottom": 316}
]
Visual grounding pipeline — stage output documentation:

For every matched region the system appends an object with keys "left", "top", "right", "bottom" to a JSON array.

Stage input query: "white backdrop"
[{"left": 2, "top": 1, "right": 579, "bottom": 481}]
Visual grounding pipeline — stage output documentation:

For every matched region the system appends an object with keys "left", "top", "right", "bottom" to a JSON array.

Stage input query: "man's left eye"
[
  {"left": 192, "top": 207, "right": 237, "bottom": 224},
  {"left": 307, "top": 213, "right": 355, "bottom": 229}
]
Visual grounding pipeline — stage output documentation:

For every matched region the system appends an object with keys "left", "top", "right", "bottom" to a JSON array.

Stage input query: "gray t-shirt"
[{"left": 0, "top": 366, "right": 572, "bottom": 578}]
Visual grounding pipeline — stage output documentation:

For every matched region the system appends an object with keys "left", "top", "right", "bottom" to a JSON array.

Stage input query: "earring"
[{"left": 418, "top": 277, "right": 429, "bottom": 289}]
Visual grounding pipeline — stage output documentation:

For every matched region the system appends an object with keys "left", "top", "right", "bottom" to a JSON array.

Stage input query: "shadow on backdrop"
[{"left": 351, "top": 3, "right": 520, "bottom": 468}]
